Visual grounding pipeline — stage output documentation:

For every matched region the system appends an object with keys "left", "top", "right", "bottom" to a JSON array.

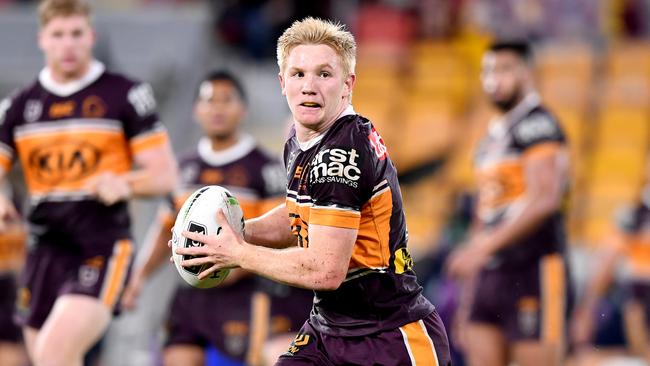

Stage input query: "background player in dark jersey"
[
  {"left": 122, "top": 70, "right": 312, "bottom": 366},
  {"left": 176, "top": 17, "right": 451, "bottom": 366},
  {"left": 0, "top": 1, "right": 178, "bottom": 365},
  {"left": 571, "top": 179, "right": 650, "bottom": 364},
  {"left": 446, "top": 40, "right": 571, "bottom": 366}
]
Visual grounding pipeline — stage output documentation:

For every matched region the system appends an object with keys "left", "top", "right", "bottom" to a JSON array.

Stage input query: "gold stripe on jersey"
[
  {"left": 129, "top": 126, "right": 168, "bottom": 154},
  {"left": 540, "top": 254, "right": 565, "bottom": 344},
  {"left": 310, "top": 206, "right": 360, "bottom": 229},
  {"left": 14, "top": 126, "right": 132, "bottom": 196},
  {"left": 349, "top": 187, "right": 393, "bottom": 270}
]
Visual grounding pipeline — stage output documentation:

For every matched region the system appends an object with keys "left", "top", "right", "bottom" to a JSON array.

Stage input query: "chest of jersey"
[{"left": 14, "top": 88, "right": 133, "bottom": 196}]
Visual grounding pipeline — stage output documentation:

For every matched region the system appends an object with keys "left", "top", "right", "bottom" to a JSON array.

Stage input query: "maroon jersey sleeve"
[
  {"left": 121, "top": 81, "right": 169, "bottom": 154},
  {"left": 307, "top": 127, "right": 376, "bottom": 229}
]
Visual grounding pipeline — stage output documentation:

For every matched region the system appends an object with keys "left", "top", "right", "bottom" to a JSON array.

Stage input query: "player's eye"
[
  {"left": 52, "top": 30, "right": 63, "bottom": 38},
  {"left": 319, "top": 71, "right": 330, "bottom": 78},
  {"left": 72, "top": 29, "right": 83, "bottom": 38},
  {"left": 293, "top": 71, "right": 304, "bottom": 78}
]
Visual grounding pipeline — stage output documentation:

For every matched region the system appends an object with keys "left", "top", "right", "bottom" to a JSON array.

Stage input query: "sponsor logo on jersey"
[
  {"left": 284, "top": 333, "right": 311, "bottom": 356},
  {"left": 82, "top": 95, "right": 107, "bottom": 118},
  {"left": 49, "top": 101, "right": 76, "bottom": 118},
  {"left": 28, "top": 140, "right": 101, "bottom": 185},
  {"left": 368, "top": 127, "right": 388, "bottom": 160},
  {"left": 514, "top": 114, "right": 557, "bottom": 144},
  {"left": 309, "top": 147, "right": 361, "bottom": 188},
  {"left": 24, "top": 100, "right": 42, "bottom": 123}
]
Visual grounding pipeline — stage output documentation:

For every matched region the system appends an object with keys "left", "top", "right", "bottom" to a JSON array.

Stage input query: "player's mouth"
[{"left": 299, "top": 102, "right": 322, "bottom": 108}]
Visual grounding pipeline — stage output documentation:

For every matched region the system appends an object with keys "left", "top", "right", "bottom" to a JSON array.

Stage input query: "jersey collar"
[
  {"left": 297, "top": 104, "right": 356, "bottom": 151},
  {"left": 488, "top": 93, "right": 540, "bottom": 138},
  {"left": 38, "top": 59, "right": 105, "bottom": 97},
  {"left": 198, "top": 134, "right": 256, "bottom": 166}
]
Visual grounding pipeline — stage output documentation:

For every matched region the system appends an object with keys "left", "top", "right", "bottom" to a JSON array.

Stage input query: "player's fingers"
[
  {"left": 215, "top": 209, "right": 232, "bottom": 230},
  {"left": 180, "top": 255, "right": 213, "bottom": 268},
  {"left": 181, "top": 230, "right": 209, "bottom": 244},
  {"left": 174, "top": 245, "right": 207, "bottom": 257},
  {"left": 197, "top": 264, "right": 222, "bottom": 280}
]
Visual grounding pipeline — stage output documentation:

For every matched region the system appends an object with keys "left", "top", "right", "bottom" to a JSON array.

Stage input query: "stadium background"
[{"left": 1, "top": 0, "right": 649, "bottom": 365}]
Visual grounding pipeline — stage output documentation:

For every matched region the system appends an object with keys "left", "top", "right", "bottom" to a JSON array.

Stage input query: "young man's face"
[
  {"left": 194, "top": 80, "right": 246, "bottom": 139},
  {"left": 39, "top": 15, "right": 95, "bottom": 79},
  {"left": 279, "top": 44, "right": 355, "bottom": 130},
  {"left": 481, "top": 50, "right": 528, "bottom": 111}
]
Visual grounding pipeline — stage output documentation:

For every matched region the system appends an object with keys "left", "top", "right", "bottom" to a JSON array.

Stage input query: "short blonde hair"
[
  {"left": 277, "top": 17, "right": 357, "bottom": 76},
  {"left": 38, "top": 0, "right": 91, "bottom": 27}
]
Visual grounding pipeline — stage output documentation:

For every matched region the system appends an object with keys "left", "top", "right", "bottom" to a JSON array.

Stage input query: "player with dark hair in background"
[
  {"left": 446, "top": 40, "right": 572, "bottom": 366},
  {"left": 0, "top": 1, "right": 177, "bottom": 365},
  {"left": 122, "top": 70, "right": 313, "bottom": 366}
]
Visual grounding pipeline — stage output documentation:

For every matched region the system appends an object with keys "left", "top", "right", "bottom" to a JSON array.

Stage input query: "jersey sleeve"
[
  {"left": 121, "top": 82, "right": 169, "bottom": 154},
  {"left": 261, "top": 159, "right": 287, "bottom": 199},
  {"left": 307, "top": 132, "right": 375, "bottom": 230},
  {"left": 513, "top": 111, "right": 566, "bottom": 159},
  {"left": 0, "top": 94, "right": 20, "bottom": 172}
]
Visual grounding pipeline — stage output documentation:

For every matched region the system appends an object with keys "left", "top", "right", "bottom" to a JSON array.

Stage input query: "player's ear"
[
  {"left": 37, "top": 29, "right": 46, "bottom": 52},
  {"left": 278, "top": 73, "right": 286, "bottom": 96},
  {"left": 342, "top": 73, "right": 355, "bottom": 98}
]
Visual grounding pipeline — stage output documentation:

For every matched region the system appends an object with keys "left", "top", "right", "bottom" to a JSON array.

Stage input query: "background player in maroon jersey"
[
  {"left": 0, "top": 1, "right": 177, "bottom": 365},
  {"left": 122, "top": 70, "right": 312, "bottom": 366},
  {"left": 571, "top": 176, "right": 650, "bottom": 364},
  {"left": 176, "top": 17, "right": 451, "bottom": 365},
  {"left": 447, "top": 41, "right": 571, "bottom": 366}
]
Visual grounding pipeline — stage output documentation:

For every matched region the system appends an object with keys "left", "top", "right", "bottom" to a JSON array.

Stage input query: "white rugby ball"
[{"left": 171, "top": 185, "right": 245, "bottom": 288}]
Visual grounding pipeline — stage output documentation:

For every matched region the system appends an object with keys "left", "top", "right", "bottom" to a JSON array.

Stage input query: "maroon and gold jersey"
[
  {"left": 0, "top": 61, "right": 168, "bottom": 243},
  {"left": 164, "top": 134, "right": 286, "bottom": 222},
  {"left": 284, "top": 108, "right": 434, "bottom": 337},
  {"left": 474, "top": 94, "right": 568, "bottom": 268},
  {"left": 616, "top": 202, "right": 650, "bottom": 279}
]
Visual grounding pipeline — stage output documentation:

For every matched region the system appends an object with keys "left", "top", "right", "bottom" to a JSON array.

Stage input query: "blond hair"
[
  {"left": 38, "top": 0, "right": 91, "bottom": 27},
  {"left": 277, "top": 17, "right": 356, "bottom": 76}
]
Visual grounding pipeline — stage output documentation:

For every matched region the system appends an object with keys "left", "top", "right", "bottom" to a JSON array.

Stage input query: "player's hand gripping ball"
[{"left": 171, "top": 185, "right": 244, "bottom": 288}]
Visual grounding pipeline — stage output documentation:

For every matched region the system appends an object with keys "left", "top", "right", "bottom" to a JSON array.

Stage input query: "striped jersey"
[
  {"left": 0, "top": 60, "right": 169, "bottom": 243},
  {"left": 283, "top": 107, "right": 434, "bottom": 337}
]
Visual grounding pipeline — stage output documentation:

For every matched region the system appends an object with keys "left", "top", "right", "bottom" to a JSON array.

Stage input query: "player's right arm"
[
  {"left": 570, "top": 233, "right": 626, "bottom": 345},
  {"left": 244, "top": 203, "right": 298, "bottom": 249},
  {"left": 122, "top": 204, "right": 177, "bottom": 309}
]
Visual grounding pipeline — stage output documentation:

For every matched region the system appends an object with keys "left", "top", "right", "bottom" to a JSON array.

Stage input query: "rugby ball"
[{"left": 171, "top": 185, "right": 245, "bottom": 288}]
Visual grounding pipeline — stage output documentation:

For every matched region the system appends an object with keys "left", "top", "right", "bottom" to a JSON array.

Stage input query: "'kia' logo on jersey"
[{"left": 28, "top": 140, "right": 101, "bottom": 185}]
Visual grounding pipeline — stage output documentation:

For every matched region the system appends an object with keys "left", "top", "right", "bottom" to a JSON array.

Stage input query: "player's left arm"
[
  {"left": 125, "top": 141, "right": 178, "bottom": 197},
  {"left": 479, "top": 144, "right": 569, "bottom": 254}
]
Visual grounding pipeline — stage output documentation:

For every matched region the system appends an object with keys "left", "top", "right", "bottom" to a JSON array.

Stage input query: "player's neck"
[
  {"left": 48, "top": 60, "right": 92, "bottom": 84},
  {"left": 295, "top": 101, "right": 351, "bottom": 143},
  {"left": 209, "top": 133, "right": 240, "bottom": 152}
]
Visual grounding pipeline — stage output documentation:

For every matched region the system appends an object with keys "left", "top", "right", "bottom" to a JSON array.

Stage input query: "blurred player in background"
[
  {"left": 177, "top": 17, "right": 451, "bottom": 366},
  {"left": 122, "top": 70, "right": 313, "bottom": 366},
  {"left": 447, "top": 40, "right": 571, "bottom": 366},
  {"left": 0, "top": 181, "right": 28, "bottom": 366},
  {"left": 0, "top": 0, "right": 177, "bottom": 365},
  {"left": 571, "top": 176, "right": 650, "bottom": 364}
]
